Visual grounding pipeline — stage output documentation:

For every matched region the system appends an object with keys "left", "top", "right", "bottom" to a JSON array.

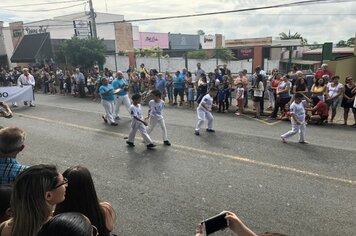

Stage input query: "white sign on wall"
[
  {"left": 200, "top": 35, "right": 216, "bottom": 49},
  {"left": 73, "top": 20, "right": 92, "bottom": 37}
]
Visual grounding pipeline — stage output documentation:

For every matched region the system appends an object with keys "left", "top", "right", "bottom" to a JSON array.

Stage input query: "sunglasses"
[{"left": 52, "top": 178, "right": 68, "bottom": 190}]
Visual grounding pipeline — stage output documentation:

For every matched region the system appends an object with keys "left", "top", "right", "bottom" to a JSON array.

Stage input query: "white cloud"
[{"left": 0, "top": 0, "right": 355, "bottom": 43}]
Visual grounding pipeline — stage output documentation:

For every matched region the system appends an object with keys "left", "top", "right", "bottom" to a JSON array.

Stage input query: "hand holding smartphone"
[{"left": 201, "top": 211, "right": 228, "bottom": 235}]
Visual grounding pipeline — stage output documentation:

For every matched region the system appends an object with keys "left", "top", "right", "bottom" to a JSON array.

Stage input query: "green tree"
[
  {"left": 59, "top": 37, "right": 106, "bottom": 68},
  {"left": 212, "top": 47, "right": 236, "bottom": 62},
  {"left": 197, "top": 30, "right": 205, "bottom": 35},
  {"left": 336, "top": 40, "right": 348, "bottom": 47},
  {"left": 187, "top": 49, "right": 209, "bottom": 59},
  {"left": 347, "top": 37, "right": 355, "bottom": 46},
  {"left": 135, "top": 46, "right": 163, "bottom": 57},
  {"left": 279, "top": 30, "right": 308, "bottom": 45}
]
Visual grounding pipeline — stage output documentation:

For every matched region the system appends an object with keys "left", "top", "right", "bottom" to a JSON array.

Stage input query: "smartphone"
[{"left": 201, "top": 212, "right": 228, "bottom": 235}]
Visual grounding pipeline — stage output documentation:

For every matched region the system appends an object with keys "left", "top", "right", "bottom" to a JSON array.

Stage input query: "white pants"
[
  {"left": 267, "top": 90, "right": 275, "bottom": 108},
  {"left": 128, "top": 120, "right": 152, "bottom": 145},
  {"left": 147, "top": 116, "right": 168, "bottom": 141},
  {"left": 101, "top": 100, "right": 115, "bottom": 124},
  {"left": 195, "top": 108, "right": 214, "bottom": 131},
  {"left": 115, "top": 94, "right": 131, "bottom": 118},
  {"left": 281, "top": 122, "right": 306, "bottom": 142}
]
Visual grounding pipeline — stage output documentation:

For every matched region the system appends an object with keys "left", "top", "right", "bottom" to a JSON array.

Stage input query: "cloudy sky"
[{"left": 1, "top": 0, "right": 355, "bottom": 44}]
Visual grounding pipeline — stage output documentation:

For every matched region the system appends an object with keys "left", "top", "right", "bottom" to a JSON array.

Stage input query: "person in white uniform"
[
  {"left": 194, "top": 87, "right": 218, "bottom": 135},
  {"left": 112, "top": 71, "right": 131, "bottom": 120},
  {"left": 127, "top": 94, "right": 156, "bottom": 149},
  {"left": 15, "top": 68, "right": 36, "bottom": 107},
  {"left": 146, "top": 90, "right": 171, "bottom": 146},
  {"left": 281, "top": 93, "right": 308, "bottom": 144}
]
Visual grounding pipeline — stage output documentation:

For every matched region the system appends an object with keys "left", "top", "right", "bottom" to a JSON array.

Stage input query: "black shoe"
[
  {"left": 147, "top": 143, "right": 156, "bottom": 149},
  {"left": 126, "top": 141, "right": 135, "bottom": 147},
  {"left": 110, "top": 123, "right": 118, "bottom": 126},
  {"left": 163, "top": 140, "right": 171, "bottom": 146},
  {"left": 24, "top": 102, "right": 28, "bottom": 106},
  {"left": 29, "top": 104, "right": 35, "bottom": 107},
  {"left": 194, "top": 130, "right": 200, "bottom": 135},
  {"left": 206, "top": 128, "right": 215, "bottom": 133},
  {"left": 102, "top": 116, "right": 108, "bottom": 123}
]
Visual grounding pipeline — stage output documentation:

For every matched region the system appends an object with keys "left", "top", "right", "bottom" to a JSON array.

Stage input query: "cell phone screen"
[{"left": 202, "top": 212, "right": 228, "bottom": 235}]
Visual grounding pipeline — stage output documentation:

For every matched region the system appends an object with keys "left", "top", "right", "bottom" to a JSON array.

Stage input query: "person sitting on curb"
[{"left": 0, "top": 127, "right": 28, "bottom": 184}]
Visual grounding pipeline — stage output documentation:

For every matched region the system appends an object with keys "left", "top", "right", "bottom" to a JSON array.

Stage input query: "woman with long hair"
[
  {"left": 54, "top": 166, "right": 116, "bottom": 236},
  {"left": 0, "top": 164, "right": 67, "bottom": 236},
  {"left": 311, "top": 77, "right": 326, "bottom": 101}
]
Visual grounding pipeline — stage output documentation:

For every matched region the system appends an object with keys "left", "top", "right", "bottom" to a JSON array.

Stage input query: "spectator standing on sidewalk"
[
  {"left": 173, "top": 69, "right": 185, "bottom": 106},
  {"left": 341, "top": 76, "right": 356, "bottom": 126},
  {"left": 271, "top": 75, "right": 292, "bottom": 119},
  {"left": 326, "top": 75, "right": 343, "bottom": 123},
  {"left": 74, "top": 68, "right": 86, "bottom": 98}
]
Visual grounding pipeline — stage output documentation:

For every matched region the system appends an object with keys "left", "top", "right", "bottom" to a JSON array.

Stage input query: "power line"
[
  {"left": 97, "top": 0, "right": 355, "bottom": 24},
  {"left": 1, "top": 2, "right": 86, "bottom": 12},
  {"left": 0, "top": 0, "right": 86, "bottom": 8}
]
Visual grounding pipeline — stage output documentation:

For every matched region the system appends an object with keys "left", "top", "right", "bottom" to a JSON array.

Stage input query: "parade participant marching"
[
  {"left": 127, "top": 94, "right": 156, "bottom": 149},
  {"left": 112, "top": 71, "right": 131, "bottom": 120},
  {"left": 14, "top": 68, "right": 36, "bottom": 107},
  {"left": 281, "top": 93, "right": 308, "bottom": 144},
  {"left": 194, "top": 87, "right": 217, "bottom": 135},
  {"left": 99, "top": 78, "right": 118, "bottom": 126},
  {"left": 146, "top": 90, "right": 171, "bottom": 146}
]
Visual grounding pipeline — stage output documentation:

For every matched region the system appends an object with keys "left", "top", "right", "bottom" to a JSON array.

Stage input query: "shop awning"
[
  {"left": 11, "top": 33, "right": 53, "bottom": 63},
  {"left": 280, "top": 59, "right": 319, "bottom": 65}
]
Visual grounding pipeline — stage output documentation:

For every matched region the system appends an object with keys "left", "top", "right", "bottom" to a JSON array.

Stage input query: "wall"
[
  {"left": 328, "top": 57, "right": 356, "bottom": 83},
  {"left": 169, "top": 33, "right": 200, "bottom": 50},
  {"left": 104, "top": 54, "right": 281, "bottom": 76},
  {"left": 138, "top": 32, "right": 169, "bottom": 49}
]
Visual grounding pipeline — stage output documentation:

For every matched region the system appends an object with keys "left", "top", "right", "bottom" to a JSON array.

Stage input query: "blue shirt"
[
  {"left": 217, "top": 88, "right": 226, "bottom": 101},
  {"left": 0, "top": 158, "right": 28, "bottom": 184},
  {"left": 99, "top": 84, "right": 115, "bottom": 101},
  {"left": 155, "top": 78, "right": 167, "bottom": 92},
  {"left": 173, "top": 75, "right": 184, "bottom": 89},
  {"left": 112, "top": 79, "right": 128, "bottom": 96}
]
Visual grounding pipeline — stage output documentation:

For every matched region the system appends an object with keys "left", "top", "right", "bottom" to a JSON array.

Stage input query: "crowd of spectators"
[{"left": 1, "top": 62, "right": 355, "bottom": 127}]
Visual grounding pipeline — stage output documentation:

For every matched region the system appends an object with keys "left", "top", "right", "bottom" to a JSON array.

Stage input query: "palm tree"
[{"left": 279, "top": 30, "right": 308, "bottom": 45}]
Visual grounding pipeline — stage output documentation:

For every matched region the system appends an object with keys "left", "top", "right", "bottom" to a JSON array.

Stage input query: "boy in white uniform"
[
  {"left": 146, "top": 90, "right": 171, "bottom": 146},
  {"left": 127, "top": 94, "right": 156, "bottom": 149},
  {"left": 195, "top": 87, "right": 218, "bottom": 135},
  {"left": 281, "top": 93, "right": 308, "bottom": 144}
]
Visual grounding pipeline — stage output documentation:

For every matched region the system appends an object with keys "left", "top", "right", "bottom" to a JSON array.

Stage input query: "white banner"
[{"left": 0, "top": 86, "right": 34, "bottom": 103}]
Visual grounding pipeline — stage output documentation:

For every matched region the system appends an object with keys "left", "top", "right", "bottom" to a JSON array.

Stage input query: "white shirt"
[
  {"left": 327, "top": 82, "right": 343, "bottom": 98},
  {"left": 254, "top": 81, "right": 264, "bottom": 97},
  {"left": 17, "top": 73, "right": 35, "bottom": 86},
  {"left": 198, "top": 94, "right": 213, "bottom": 111},
  {"left": 130, "top": 104, "right": 143, "bottom": 120},
  {"left": 290, "top": 101, "right": 305, "bottom": 124},
  {"left": 148, "top": 100, "right": 164, "bottom": 119}
]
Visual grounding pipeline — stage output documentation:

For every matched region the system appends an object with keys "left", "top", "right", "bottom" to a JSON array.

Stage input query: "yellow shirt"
[{"left": 312, "top": 85, "right": 325, "bottom": 94}]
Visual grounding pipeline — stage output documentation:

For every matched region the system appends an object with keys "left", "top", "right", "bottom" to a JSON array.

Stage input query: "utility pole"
[{"left": 88, "top": 0, "right": 97, "bottom": 38}]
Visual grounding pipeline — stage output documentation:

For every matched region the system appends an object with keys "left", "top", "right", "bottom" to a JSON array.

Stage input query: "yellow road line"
[{"left": 16, "top": 112, "right": 356, "bottom": 185}]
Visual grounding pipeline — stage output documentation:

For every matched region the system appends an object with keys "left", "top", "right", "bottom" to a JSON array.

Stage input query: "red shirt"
[
  {"left": 315, "top": 68, "right": 332, "bottom": 79},
  {"left": 315, "top": 101, "right": 329, "bottom": 117}
]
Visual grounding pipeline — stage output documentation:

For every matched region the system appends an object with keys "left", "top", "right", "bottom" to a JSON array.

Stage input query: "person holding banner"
[{"left": 13, "top": 68, "right": 36, "bottom": 107}]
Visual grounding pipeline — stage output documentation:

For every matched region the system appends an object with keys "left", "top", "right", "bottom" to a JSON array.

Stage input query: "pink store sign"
[{"left": 138, "top": 32, "right": 169, "bottom": 49}]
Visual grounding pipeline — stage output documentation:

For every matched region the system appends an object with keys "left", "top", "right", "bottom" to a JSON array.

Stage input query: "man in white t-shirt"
[
  {"left": 194, "top": 87, "right": 218, "bottom": 135},
  {"left": 281, "top": 93, "right": 307, "bottom": 144}
]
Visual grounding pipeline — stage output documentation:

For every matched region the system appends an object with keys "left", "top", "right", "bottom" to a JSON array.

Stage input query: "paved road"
[{"left": 2, "top": 94, "right": 355, "bottom": 236}]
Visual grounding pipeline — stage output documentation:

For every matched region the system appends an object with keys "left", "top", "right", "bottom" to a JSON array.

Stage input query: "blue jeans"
[{"left": 167, "top": 86, "right": 173, "bottom": 102}]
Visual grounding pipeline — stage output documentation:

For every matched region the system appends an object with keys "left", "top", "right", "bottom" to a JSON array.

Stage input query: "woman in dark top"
[
  {"left": 341, "top": 76, "right": 356, "bottom": 126},
  {"left": 293, "top": 77, "right": 308, "bottom": 95}
]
